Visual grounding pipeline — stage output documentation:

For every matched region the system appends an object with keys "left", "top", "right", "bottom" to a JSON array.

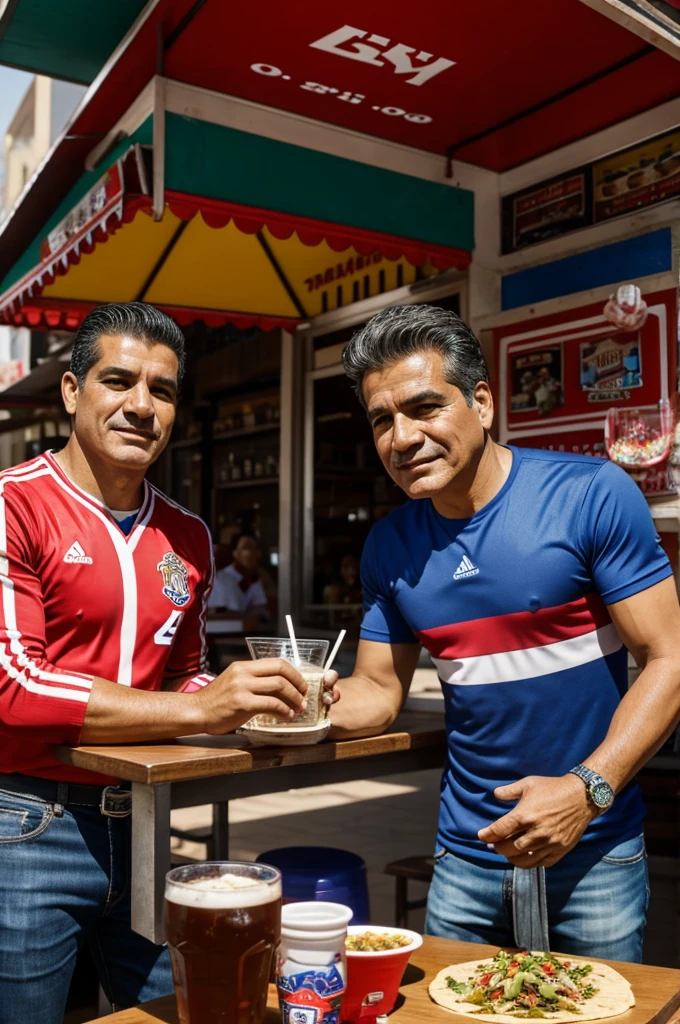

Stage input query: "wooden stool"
[{"left": 384, "top": 855, "right": 435, "bottom": 928}]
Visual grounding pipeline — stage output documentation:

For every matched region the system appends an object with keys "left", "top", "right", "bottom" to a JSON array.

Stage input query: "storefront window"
[{"left": 305, "top": 370, "right": 406, "bottom": 638}]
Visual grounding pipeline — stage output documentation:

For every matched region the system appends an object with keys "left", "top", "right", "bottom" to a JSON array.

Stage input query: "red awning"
[{"left": 2, "top": 0, "right": 679, "bottom": 289}]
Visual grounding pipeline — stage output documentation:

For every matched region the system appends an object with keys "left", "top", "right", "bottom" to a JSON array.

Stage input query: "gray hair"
[{"left": 342, "top": 304, "right": 489, "bottom": 407}]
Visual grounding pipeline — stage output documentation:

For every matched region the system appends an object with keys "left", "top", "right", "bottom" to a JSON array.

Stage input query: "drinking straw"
[
  {"left": 324, "top": 629, "right": 346, "bottom": 672},
  {"left": 285, "top": 614, "right": 301, "bottom": 667}
]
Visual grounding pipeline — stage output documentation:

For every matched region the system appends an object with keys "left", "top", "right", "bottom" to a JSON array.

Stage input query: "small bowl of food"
[{"left": 342, "top": 926, "right": 423, "bottom": 1022}]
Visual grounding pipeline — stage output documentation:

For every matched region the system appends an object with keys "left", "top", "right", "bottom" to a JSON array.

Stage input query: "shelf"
[
  {"left": 214, "top": 477, "right": 279, "bottom": 490},
  {"left": 315, "top": 469, "right": 379, "bottom": 481},
  {"left": 213, "top": 423, "right": 280, "bottom": 442},
  {"left": 169, "top": 437, "right": 202, "bottom": 449}
]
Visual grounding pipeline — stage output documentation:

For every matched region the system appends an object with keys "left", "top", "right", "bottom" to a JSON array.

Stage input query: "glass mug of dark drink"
[{"left": 164, "top": 861, "right": 282, "bottom": 1024}]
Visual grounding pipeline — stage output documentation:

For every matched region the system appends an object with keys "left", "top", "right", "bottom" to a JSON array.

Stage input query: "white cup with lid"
[{"left": 276, "top": 901, "right": 353, "bottom": 1023}]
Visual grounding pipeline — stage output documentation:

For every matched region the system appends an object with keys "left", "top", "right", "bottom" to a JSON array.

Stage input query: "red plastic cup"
[{"left": 340, "top": 925, "right": 423, "bottom": 1023}]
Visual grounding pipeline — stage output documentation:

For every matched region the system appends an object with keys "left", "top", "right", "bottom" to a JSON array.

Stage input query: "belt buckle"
[{"left": 100, "top": 786, "right": 132, "bottom": 818}]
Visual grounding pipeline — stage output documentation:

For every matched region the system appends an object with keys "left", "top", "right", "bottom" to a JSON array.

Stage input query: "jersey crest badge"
[{"left": 157, "top": 552, "right": 191, "bottom": 607}]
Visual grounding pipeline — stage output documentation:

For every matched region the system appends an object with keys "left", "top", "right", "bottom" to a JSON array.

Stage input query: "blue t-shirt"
[{"left": 360, "top": 447, "right": 672, "bottom": 863}]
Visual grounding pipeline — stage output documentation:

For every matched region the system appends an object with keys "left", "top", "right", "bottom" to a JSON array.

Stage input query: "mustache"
[
  {"left": 109, "top": 420, "right": 159, "bottom": 439},
  {"left": 391, "top": 445, "right": 445, "bottom": 468}
]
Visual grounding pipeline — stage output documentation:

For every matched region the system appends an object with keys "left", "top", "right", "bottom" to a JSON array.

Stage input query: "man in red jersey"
[{"left": 0, "top": 302, "right": 338, "bottom": 1023}]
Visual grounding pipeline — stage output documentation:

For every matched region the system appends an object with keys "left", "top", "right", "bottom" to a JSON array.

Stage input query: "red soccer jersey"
[{"left": 0, "top": 452, "right": 214, "bottom": 784}]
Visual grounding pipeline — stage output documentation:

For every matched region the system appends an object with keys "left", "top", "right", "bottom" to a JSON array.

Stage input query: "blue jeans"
[
  {"left": 0, "top": 786, "right": 173, "bottom": 1024},
  {"left": 425, "top": 834, "right": 649, "bottom": 962}
]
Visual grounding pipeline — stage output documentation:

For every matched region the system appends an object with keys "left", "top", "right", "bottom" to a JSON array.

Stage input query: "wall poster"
[
  {"left": 501, "top": 170, "right": 590, "bottom": 254},
  {"left": 579, "top": 333, "right": 642, "bottom": 400},
  {"left": 592, "top": 128, "right": 680, "bottom": 223},
  {"left": 510, "top": 346, "right": 564, "bottom": 415}
]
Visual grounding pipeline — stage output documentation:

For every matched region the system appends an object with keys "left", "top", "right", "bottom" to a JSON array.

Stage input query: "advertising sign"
[
  {"left": 501, "top": 171, "right": 590, "bottom": 254},
  {"left": 501, "top": 127, "right": 680, "bottom": 252},
  {"left": 592, "top": 128, "right": 680, "bottom": 223}
]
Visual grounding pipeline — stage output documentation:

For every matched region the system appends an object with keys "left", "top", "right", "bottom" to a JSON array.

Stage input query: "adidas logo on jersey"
[
  {"left": 63, "top": 541, "right": 93, "bottom": 565},
  {"left": 453, "top": 555, "right": 479, "bottom": 580}
]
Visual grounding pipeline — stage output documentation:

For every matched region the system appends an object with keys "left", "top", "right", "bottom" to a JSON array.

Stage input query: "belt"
[{"left": 0, "top": 773, "right": 132, "bottom": 818}]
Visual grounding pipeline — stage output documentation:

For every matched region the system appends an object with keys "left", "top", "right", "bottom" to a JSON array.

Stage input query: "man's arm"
[
  {"left": 0, "top": 502, "right": 310, "bottom": 745},
  {"left": 80, "top": 658, "right": 311, "bottom": 743},
  {"left": 478, "top": 576, "right": 680, "bottom": 867},
  {"left": 329, "top": 639, "right": 421, "bottom": 739}
]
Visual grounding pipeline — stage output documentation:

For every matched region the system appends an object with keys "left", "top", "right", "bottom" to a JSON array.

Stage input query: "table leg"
[
  {"left": 131, "top": 782, "right": 171, "bottom": 944},
  {"left": 210, "top": 802, "right": 229, "bottom": 860}
]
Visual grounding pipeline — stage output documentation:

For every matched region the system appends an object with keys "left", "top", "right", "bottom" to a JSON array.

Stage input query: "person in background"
[
  {"left": 208, "top": 532, "right": 273, "bottom": 633},
  {"left": 323, "top": 555, "right": 363, "bottom": 606}
]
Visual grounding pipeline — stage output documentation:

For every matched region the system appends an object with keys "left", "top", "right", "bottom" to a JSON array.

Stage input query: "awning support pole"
[
  {"left": 135, "top": 220, "right": 189, "bottom": 301},
  {"left": 255, "top": 231, "right": 309, "bottom": 320},
  {"left": 152, "top": 77, "right": 166, "bottom": 221}
]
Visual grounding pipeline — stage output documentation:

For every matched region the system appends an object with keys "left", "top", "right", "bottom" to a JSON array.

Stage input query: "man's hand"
[
  {"left": 477, "top": 774, "right": 598, "bottom": 868},
  {"left": 194, "top": 659, "right": 340, "bottom": 735},
  {"left": 322, "top": 670, "right": 340, "bottom": 709}
]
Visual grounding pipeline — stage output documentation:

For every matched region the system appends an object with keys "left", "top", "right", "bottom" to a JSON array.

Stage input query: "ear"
[
  {"left": 61, "top": 371, "right": 79, "bottom": 416},
  {"left": 474, "top": 382, "right": 494, "bottom": 431}
]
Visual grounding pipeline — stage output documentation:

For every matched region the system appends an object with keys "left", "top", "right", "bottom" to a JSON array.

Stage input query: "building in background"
[{"left": 3, "top": 75, "right": 85, "bottom": 210}]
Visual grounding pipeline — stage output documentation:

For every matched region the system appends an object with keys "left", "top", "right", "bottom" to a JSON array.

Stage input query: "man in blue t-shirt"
[{"left": 330, "top": 304, "right": 680, "bottom": 962}]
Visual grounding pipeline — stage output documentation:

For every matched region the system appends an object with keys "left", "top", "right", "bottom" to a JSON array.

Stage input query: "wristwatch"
[{"left": 568, "top": 764, "right": 615, "bottom": 813}]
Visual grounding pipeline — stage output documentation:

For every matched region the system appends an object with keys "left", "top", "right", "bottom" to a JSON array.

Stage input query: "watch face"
[{"left": 591, "top": 782, "right": 614, "bottom": 809}]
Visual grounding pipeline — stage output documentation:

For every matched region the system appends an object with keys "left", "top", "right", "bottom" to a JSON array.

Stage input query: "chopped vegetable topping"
[
  {"left": 345, "top": 931, "right": 412, "bottom": 951},
  {"left": 444, "top": 952, "right": 600, "bottom": 1017}
]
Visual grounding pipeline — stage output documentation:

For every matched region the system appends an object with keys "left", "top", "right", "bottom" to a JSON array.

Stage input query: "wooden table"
[
  {"left": 57, "top": 711, "right": 446, "bottom": 943},
  {"left": 83, "top": 936, "right": 680, "bottom": 1024}
]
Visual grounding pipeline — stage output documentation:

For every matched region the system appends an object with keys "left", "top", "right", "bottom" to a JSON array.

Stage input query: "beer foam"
[{"left": 166, "top": 872, "right": 281, "bottom": 909}]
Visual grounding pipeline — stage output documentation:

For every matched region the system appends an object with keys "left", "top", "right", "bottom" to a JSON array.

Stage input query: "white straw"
[
  {"left": 324, "top": 629, "right": 346, "bottom": 672},
  {"left": 285, "top": 614, "right": 301, "bottom": 667}
]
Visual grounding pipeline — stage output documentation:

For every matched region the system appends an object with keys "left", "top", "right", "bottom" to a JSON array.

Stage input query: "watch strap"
[
  {"left": 569, "top": 764, "right": 599, "bottom": 787},
  {"left": 569, "top": 764, "right": 614, "bottom": 810}
]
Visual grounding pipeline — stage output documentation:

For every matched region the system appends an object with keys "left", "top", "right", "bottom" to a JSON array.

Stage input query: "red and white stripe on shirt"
[
  {"left": 416, "top": 594, "right": 622, "bottom": 685},
  {"left": 0, "top": 453, "right": 214, "bottom": 783}
]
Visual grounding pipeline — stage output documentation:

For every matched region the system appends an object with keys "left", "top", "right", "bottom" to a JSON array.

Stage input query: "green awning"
[
  {"left": 0, "top": 0, "right": 146, "bottom": 82},
  {"left": 1, "top": 114, "right": 473, "bottom": 298},
  {"left": 165, "top": 115, "right": 474, "bottom": 252},
  {"left": 0, "top": 112, "right": 473, "bottom": 331}
]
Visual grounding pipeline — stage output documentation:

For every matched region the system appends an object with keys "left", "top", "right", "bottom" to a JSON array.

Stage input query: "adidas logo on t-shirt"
[
  {"left": 63, "top": 541, "right": 93, "bottom": 565},
  {"left": 453, "top": 555, "right": 479, "bottom": 580}
]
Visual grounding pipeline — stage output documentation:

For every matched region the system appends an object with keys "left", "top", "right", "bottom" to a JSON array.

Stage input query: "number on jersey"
[{"left": 154, "top": 609, "right": 183, "bottom": 646}]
